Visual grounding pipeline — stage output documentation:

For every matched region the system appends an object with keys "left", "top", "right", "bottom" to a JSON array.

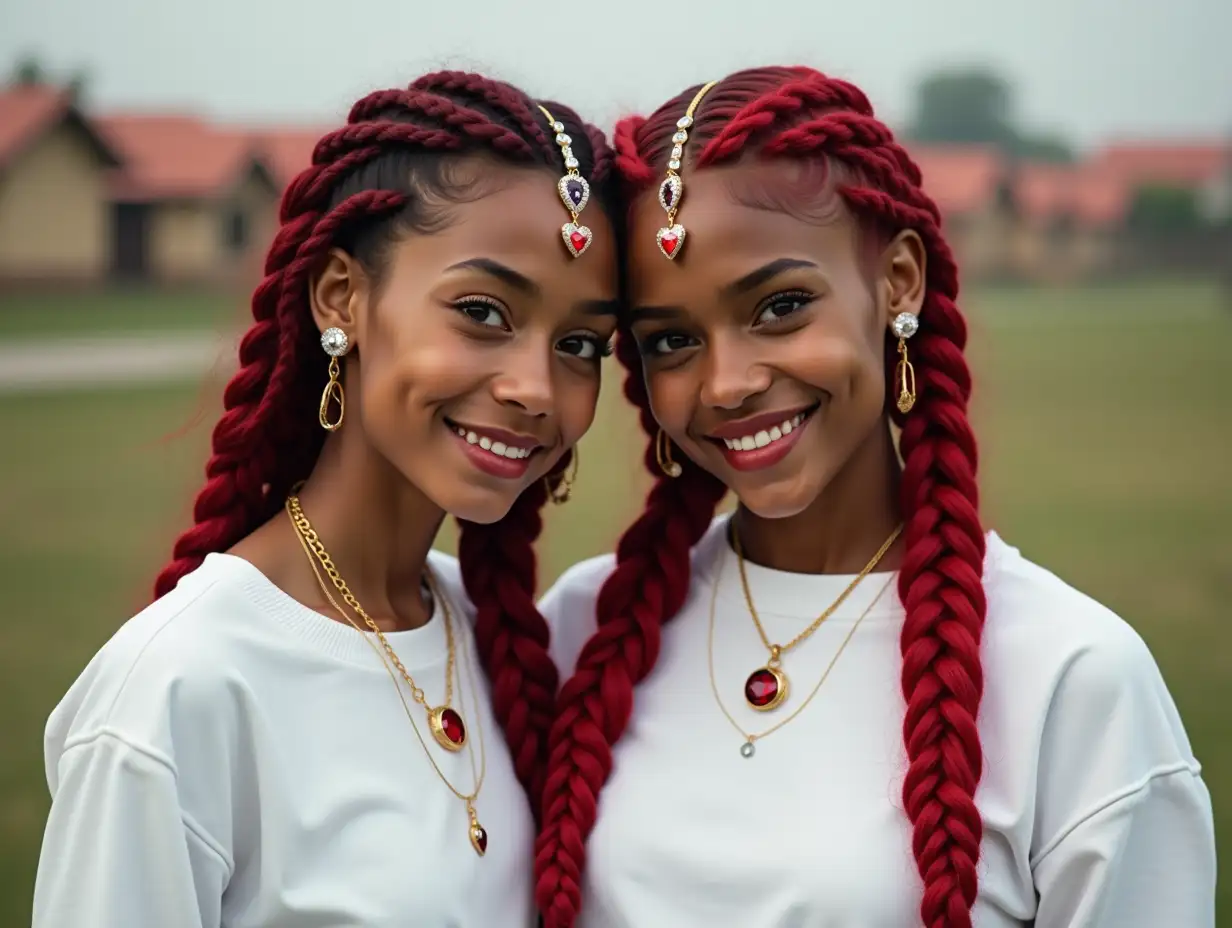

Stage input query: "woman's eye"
[
  {"left": 557, "top": 336, "right": 612, "bottom": 360},
  {"left": 755, "top": 291, "right": 814, "bottom": 326},
  {"left": 644, "top": 332, "right": 697, "bottom": 356},
  {"left": 456, "top": 298, "right": 508, "bottom": 330}
]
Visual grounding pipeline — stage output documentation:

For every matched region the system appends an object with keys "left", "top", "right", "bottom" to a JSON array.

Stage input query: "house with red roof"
[
  {"left": 0, "top": 84, "right": 122, "bottom": 281},
  {"left": 95, "top": 113, "right": 281, "bottom": 282}
]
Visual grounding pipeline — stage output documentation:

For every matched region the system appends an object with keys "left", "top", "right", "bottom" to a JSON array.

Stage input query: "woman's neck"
[
  {"left": 235, "top": 426, "right": 447, "bottom": 633},
  {"left": 733, "top": 424, "right": 903, "bottom": 576}
]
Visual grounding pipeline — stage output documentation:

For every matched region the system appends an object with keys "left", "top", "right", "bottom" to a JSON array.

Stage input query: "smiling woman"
[
  {"left": 31, "top": 71, "right": 617, "bottom": 928},
  {"left": 534, "top": 66, "right": 1215, "bottom": 928}
]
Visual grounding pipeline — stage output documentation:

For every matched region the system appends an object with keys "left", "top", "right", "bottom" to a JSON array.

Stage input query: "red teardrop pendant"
[{"left": 744, "top": 666, "right": 789, "bottom": 711}]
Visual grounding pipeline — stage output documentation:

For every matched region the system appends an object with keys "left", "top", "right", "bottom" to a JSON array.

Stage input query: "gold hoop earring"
[
  {"left": 892, "top": 312, "right": 918, "bottom": 414},
  {"left": 546, "top": 447, "right": 579, "bottom": 505},
  {"left": 655, "top": 427, "right": 683, "bottom": 478},
  {"left": 319, "top": 327, "right": 348, "bottom": 431}
]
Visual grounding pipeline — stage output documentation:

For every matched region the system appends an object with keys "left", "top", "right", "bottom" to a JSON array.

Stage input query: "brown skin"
[
  {"left": 626, "top": 160, "right": 924, "bottom": 574},
  {"left": 231, "top": 160, "right": 619, "bottom": 631}
]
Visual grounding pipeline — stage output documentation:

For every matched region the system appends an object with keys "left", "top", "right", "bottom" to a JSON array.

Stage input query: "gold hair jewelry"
[
  {"left": 546, "top": 446, "right": 579, "bottom": 505},
  {"left": 538, "top": 104, "right": 592, "bottom": 258},
  {"left": 892, "top": 311, "right": 919, "bottom": 414},
  {"left": 286, "top": 494, "right": 489, "bottom": 856},
  {"left": 319, "top": 326, "right": 348, "bottom": 430},
  {"left": 656, "top": 79, "right": 718, "bottom": 260},
  {"left": 733, "top": 520, "right": 901, "bottom": 712},
  {"left": 655, "top": 427, "right": 682, "bottom": 478},
  {"left": 709, "top": 546, "right": 896, "bottom": 759}
]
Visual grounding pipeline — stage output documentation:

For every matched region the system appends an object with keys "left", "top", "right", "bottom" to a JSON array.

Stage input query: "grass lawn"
[
  {"left": 2, "top": 282, "right": 1229, "bottom": 924},
  {"left": 1, "top": 288, "right": 248, "bottom": 340}
]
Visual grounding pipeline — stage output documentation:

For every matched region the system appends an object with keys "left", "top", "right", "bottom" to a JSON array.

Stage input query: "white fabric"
[
  {"left": 34, "top": 551, "right": 535, "bottom": 928},
  {"left": 540, "top": 517, "right": 1216, "bottom": 927}
]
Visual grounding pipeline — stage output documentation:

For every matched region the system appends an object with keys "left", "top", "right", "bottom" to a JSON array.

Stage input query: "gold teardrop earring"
[
  {"left": 546, "top": 447, "right": 579, "bottom": 505},
  {"left": 319, "top": 327, "right": 349, "bottom": 430},
  {"left": 892, "top": 312, "right": 918, "bottom": 414},
  {"left": 655, "top": 427, "right": 683, "bottom": 478}
]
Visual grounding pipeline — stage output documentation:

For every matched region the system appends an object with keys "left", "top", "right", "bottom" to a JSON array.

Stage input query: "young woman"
[
  {"left": 533, "top": 67, "right": 1216, "bottom": 927},
  {"left": 33, "top": 71, "right": 618, "bottom": 927}
]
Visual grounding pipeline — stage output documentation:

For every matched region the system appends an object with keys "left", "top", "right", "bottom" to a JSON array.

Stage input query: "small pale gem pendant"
[
  {"left": 744, "top": 665, "right": 789, "bottom": 711},
  {"left": 468, "top": 804, "right": 488, "bottom": 857},
  {"left": 428, "top": 706, "right": 467, "bottom": 752},
  {"left": 740, "top": 741, "right": 756, "bottom": 759}
]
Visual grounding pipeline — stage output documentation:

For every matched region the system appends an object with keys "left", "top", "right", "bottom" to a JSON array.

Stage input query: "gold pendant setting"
[
  {"left": 744, "top": 665, "right": 789, "bottom": 711},
  {"left": 467, "top": 803, "right": 488, "bottom": 856},
  {"left": 428, "top": 706, "right": 467, "bottom": 752}
]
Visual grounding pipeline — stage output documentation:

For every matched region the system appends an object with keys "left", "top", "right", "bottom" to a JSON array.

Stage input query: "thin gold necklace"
[
  {"left": 709, "top": 544, "right": 895, "bottom": 758},
  {"left": 731, "top": 519, "right": 901, "bottom": 712},
  {"left": 285, "top": 496, "right": 489, "bottom": 856},
  {"left": 286, "top": 494, "right": 467, "bottom": 754}
]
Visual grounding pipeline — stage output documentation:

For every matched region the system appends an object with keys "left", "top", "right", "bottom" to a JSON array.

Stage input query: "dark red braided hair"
[
  {"left": 153, "top": 71, "right": 616, "bottom": 805},
  {"left": 536, "top": 66, "right": 987, "bottom": 928}
]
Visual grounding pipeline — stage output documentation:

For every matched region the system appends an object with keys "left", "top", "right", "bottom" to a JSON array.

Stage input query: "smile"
[
  {"left": 719, "top": 410, "right": 808, "bottom": 452},
  {"left": 706, "top": 404, "right": 819, "bottom": 474},
  {"left": 445, "top": 418, "right": 544, "bottom": 481}
]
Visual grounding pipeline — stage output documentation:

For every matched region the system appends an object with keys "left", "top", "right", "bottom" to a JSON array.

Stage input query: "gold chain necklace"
[
  {"left": 709, "top": 544, "right": 895, "bottom": 758},
  {"left": 286, "top": 494, "right": 467, "bottom": 753},
  {"left": 285, "top": 495, "right": 489, "bottom": 856},
  {"left": 732, "top": 520, "right": 901, "bottom": 712}
]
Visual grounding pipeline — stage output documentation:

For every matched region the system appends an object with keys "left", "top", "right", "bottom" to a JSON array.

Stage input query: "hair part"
[
  {"left": 154, "top": 70, "right": 616, "bottom": 809},
  {"left": 537, "top": 66, "right": 987, "bottom": 928}
]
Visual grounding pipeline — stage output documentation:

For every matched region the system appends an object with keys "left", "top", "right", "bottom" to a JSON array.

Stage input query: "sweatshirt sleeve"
[
  {"left": 33, "top": 729, "right": 231, "bottom": 928},
  {"left": 1027, "top": 619, "right": 1216, "bottom": 926},
  {"left": 1031, "top": 766, "right": 1215, "bottom": 927}
]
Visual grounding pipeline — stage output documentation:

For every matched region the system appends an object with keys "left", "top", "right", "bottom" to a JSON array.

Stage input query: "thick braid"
[
  {"left": 759, "top": 89, "right": 986, "bottom": 927},
  {"left": 612, "top": 116, "right": 654, "bottom": 186},
  {"left": 154, "top": 189, "right": 406, "bottom": 599},
  {"left": 457, "top": 479, "right": 559, "bottom": 806},
  {"left": 340, "top": 90, "right": 536, "bottom": 158},
  {"left": 412, "top": 70, "right": 554, "bottom": 159},
  {"left": 699, "top": 74, "right": 874, "bottom": 165},
  {"left": 534, "top": 336, "right": 726, "bottom": 928}
]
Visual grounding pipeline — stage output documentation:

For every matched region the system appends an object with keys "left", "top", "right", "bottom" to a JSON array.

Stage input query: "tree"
[
  {"left": 907, "top": 68, "right": 1016, "bottom": 148},
  {"left": 11, "top": 55, "right": 46, "bottom": 86},
  {"left": 905, "top": 66, "right": 1074, "bottom": 162}
]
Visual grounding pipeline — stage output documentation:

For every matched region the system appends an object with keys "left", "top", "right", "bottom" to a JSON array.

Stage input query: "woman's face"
[
  {"left": 312, "top": 159, "right": 619, "bottom": 524},
  {"left": 624, "top": 159, "right": 925, "bottom": 519}
]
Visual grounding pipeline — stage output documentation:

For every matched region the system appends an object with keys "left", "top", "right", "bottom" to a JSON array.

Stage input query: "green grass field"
[{"left": 1, "top": 282, "right": 1228, "bottom": 925}]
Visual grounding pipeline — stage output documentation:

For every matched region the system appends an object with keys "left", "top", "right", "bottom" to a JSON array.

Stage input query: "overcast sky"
[{"left": 3, "top": 0, "right": 1228, "bottom": 149}]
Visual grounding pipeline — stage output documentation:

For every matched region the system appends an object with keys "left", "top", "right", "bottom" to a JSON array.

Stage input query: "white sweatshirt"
[
  {"left": 34, "top": 550, "right": 536, "bottom": 928},
  {"left": 539, "top": 517, "right": 1216, "bottom": 927}
]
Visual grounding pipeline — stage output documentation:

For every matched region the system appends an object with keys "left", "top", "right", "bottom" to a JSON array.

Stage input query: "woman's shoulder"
[{"left": 45, "top": 554, "right": 289, "bottom": 764}]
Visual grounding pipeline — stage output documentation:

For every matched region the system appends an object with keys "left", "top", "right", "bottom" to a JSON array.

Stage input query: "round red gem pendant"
[
  {"left": 469, "top": 822, "right": 488, "bottom": 857},
  {"left": 744, "top": 666, "right": 789, "bottom": 711},
  {"left": 428, "top": 706, "right": 467, "bottom": 751}
]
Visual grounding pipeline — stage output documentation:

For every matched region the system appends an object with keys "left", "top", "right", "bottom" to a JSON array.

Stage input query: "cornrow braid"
[
  {"left": 155, "top": 72, "right": 617, "bottom": 809},
  {"left": 536, "top": 67, "right": 987, "bottom": 928}
]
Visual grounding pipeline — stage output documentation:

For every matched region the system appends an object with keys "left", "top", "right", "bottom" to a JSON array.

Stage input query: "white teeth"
[
  {"left": 453, "top": 424, "right": 533, "bottom": 460},
  {"left": 723, "top": 412, "right": 809, "bottom": 452}
]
